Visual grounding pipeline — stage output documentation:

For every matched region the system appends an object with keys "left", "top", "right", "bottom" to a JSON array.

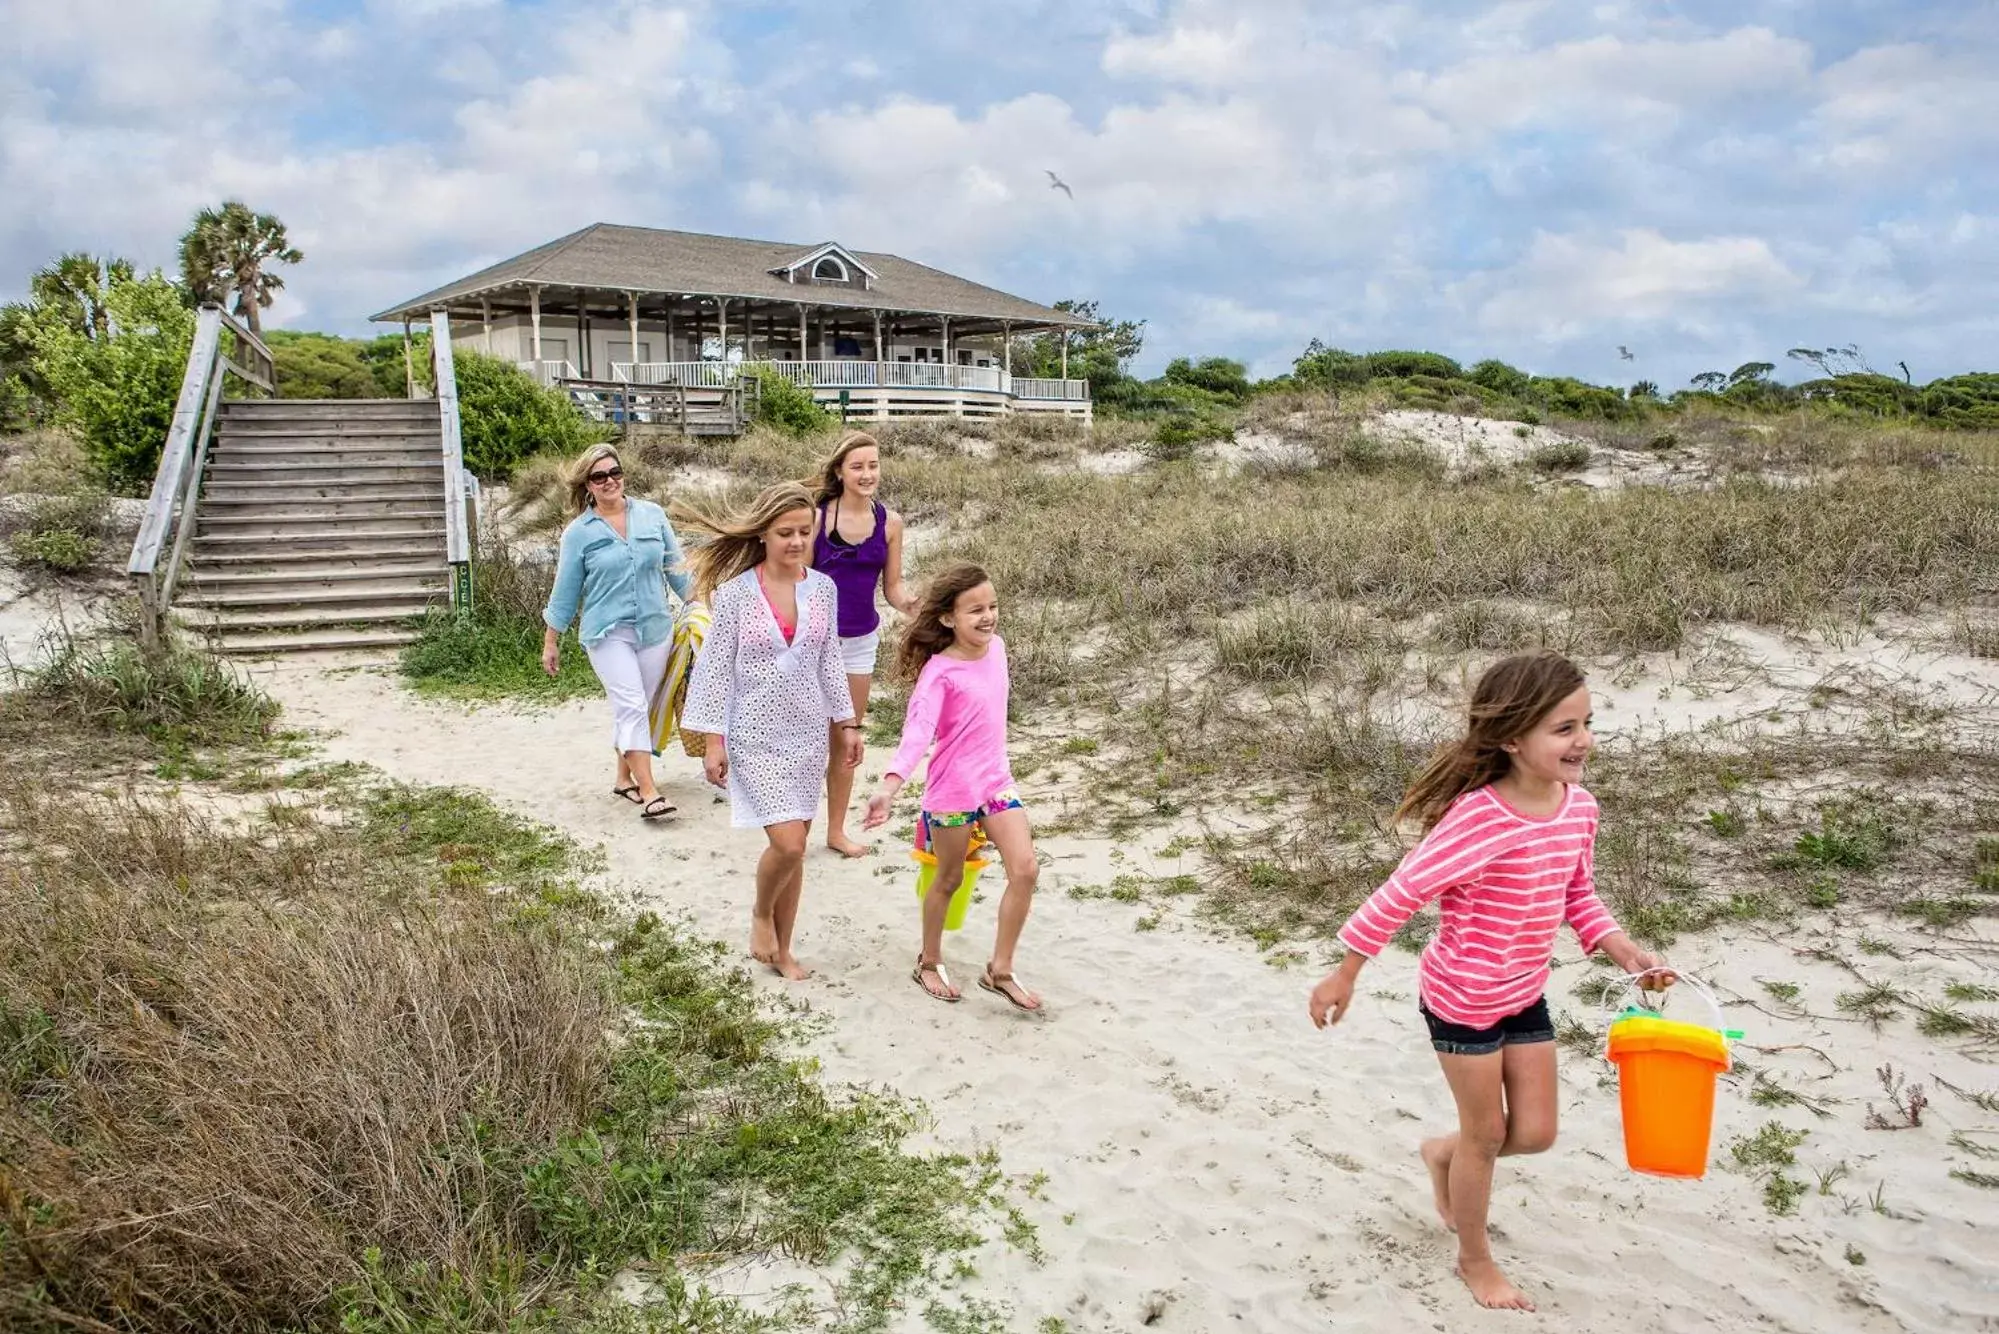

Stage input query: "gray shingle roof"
[{"left": 370, "top": 223, "right": 1092, "bottom": 328}]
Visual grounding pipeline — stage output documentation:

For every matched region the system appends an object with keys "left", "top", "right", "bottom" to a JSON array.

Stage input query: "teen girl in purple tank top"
[{"left": 810, "top": 432, "right": 916, "bottom": 857}]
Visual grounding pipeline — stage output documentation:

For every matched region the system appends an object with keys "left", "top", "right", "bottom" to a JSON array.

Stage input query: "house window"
[{"left": 811, "top": 256, "right": 848, "bottom": 284}]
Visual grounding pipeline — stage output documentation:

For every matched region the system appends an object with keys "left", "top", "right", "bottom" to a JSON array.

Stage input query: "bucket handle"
[{"left": 1598, "top": 968, "right": 1736, "bottom": 1045}]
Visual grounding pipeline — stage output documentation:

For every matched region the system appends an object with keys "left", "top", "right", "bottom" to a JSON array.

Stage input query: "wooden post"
[
  {"left": 626, "top": 290, "right": 640, "bottom": 377},
  {"left": 797, "top": 304, "right": 808, "bottom": 362},
  {"left": 666, "top": 305, "right": 676, "bottom": 362},
  {"left": 1002, "top": 320, "right": 1012, "bottom": 375},
  {"left": 1060, "top": 328, "right": 1068, "bottom": 381},
  {"left": 529, "top": 284, "right": 543, "bottom": 368},
  {"left": 718, "top": 297, "right": 729, "bottom": 363},
  {"left": 481, "top": 297, "right": 492, "bottom": 355},
  {"left": 873, "top": 310, "right": 883, "bottom": 363},
  {"left": 401, "top": 319, "right": 414, "bottom": 397},
  {"left": 941, "top": 314, "right": 951, "bottom": 368},
  {"left": 577, "top": 291, "right": 590, "bottom": 378}
]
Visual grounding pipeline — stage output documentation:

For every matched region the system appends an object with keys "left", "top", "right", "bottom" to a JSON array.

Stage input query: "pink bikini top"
[{"left": 757, "top": 568, "right": 797, "bottom": 643}]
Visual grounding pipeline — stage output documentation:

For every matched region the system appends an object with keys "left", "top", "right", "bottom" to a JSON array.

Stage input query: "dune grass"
[{"left": 1, "top": 645, "right": 1032, "bottom": 1334}]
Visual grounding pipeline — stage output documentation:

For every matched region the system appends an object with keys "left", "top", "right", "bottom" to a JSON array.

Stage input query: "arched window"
[{"left": 811, "top": 256, "right": 848, "bottom": 283}]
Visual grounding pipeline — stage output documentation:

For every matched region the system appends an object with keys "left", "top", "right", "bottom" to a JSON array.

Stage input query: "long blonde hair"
[
  {"left": 670, "top": 482, "right": 816, "bottom": 600},
  {"left": 893, "top": 563, "right": 992, "bottom": 685},
  {"left": 563, "top": 443, "right": 623, "bottom": 515},
  {"left": 1395, "top": 650, "right": 1586, "bottom": 831},
  {"left": 813, "top": 431, "right": 881, "bottom": 506}
]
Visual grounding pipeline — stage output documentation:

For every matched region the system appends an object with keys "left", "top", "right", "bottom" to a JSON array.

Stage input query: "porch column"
[
  {"left": 1060, "top": 328, "right": 1068, "bottom": 381},
  {"left": 481, "top": 297, "right": 492, "bottom": 355},
  {"left": 797, "top": 303, "right": 808, "bottom": 362},
  {"left": 529, "top": 284, "right": 543, "bottom": 365},
  {"left": 941, "top": 314, "right": 951, "bottom": 367},
  {"left": 1002, "top": 321, "right": 1012, "bottom": 375},
  {"left": 717, "top": 297, "right": 728, "bottom": 362},
  {"left": 873, "top": 311, "right": 883, "bottom": 362},
  {"left": 666, "top": 305, "right": 675, "bottom": 361},
  {"left": 577, "top": 291, "right": 590, "bottom": 377},
  {"left": 626, "top": 291, "right": 640, "bottom": 376},
  {"left": 401, "top": 319, "right": 414, "bottom": 397}
]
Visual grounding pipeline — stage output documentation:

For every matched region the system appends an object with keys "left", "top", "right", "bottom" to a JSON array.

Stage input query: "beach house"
[{"left": 371, "top": 223, "right": 1095, "bottom": 423}]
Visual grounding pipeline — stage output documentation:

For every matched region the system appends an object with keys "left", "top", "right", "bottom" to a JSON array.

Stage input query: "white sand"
[{"left": 236, "top": 635, "right": 1999, "bottom": 1333}]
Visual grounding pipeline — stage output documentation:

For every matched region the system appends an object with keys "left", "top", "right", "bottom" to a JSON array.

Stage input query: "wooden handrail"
[{"left": 129, "top": 306, "right": 224, "bottom": 581}]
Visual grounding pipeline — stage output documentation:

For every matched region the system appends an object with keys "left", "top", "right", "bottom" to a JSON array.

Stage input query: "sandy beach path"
[{"left": 248, "top": 655, "right": 1973, "bottom": 1334}]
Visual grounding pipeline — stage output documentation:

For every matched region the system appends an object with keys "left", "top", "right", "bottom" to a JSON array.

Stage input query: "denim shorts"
[{"left": 1419, "top": 995, "right": 1555, "bottom": 1056}]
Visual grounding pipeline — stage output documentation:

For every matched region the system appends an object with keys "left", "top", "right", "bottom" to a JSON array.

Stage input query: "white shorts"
[{"left": 838, "top": 630, "right": 880, "bottom": 676}]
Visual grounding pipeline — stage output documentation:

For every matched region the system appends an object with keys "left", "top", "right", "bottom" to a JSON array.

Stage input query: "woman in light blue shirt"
[{"left": 542, "top": 443, "right": 692, "bottom": 820}]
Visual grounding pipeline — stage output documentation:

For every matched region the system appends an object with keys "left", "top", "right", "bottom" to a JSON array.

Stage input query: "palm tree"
[
  {"left": 30, "top": 253, "right": 134, "bottom": 340},
  {"left": 178, "top": 201, "right": 303, "bottom": 335}
]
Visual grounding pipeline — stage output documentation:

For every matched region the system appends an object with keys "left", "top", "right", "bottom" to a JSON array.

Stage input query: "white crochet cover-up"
[{"left": 682, "top": 567, "right": 854, "bottom": 828}]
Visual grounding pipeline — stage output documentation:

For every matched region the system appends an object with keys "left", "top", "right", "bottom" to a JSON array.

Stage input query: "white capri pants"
[{"left": 584, "top": 623, "right": 670, "bottom": 754}]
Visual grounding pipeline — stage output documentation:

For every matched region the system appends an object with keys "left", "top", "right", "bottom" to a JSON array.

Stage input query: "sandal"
[
  {"left": 978, "top": 964, "right": 1041, "bottom": 1012},
  {"left": 640, "top": 795, "right": 676, "bottom": 820},
  {"left": 912, "top": 957, "right": 961, "bottom": 1003},
  {"left": 612, "top": 785, "right": 642, "bottom": 805}
]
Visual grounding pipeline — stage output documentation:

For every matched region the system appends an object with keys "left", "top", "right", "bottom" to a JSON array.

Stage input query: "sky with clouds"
[{"left": 3, "top": 0, "right": 1995, "bottom": 387}]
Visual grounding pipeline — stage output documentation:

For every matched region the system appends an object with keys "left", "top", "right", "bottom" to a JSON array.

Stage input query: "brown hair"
[
  {"left": 669, "top": 481, "right": 816, "bottom": 600},
  {"left": 813, "top": 431, "right": 881, "bottom": 506},
  {"left": 563, "top": 443, "right": 622, "bottom": 515},
  {"left": 1394, "top": 650, "right": 1587, "bottom": 831},
  {"left": 893, "top": 563, "right": 993, "bottom": 685}
]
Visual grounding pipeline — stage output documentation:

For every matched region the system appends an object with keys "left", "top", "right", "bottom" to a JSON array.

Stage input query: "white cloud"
[
  {"left": 1466, "top": 229, "right": 1803, "bottom": 339},
  {"left": 1809, "top": 43, "right": 1999, "bottom": 174}
]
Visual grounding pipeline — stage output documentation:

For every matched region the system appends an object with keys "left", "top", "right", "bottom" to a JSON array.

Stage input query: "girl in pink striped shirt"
[
  {"left": 1307, "top": 651, "right": 1669, "bottom": 1313},
  {"left": 863, "top": 564, "right": 1043, "bottom": 1011}
]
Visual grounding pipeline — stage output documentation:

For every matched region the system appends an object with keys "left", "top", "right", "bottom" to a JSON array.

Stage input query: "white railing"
[
  {"left": 516, "top": 359, "right": 578, "bottom": 385},
  {"left": 607, "top": 360, "right": 1085, "bottom": 399},
  {"left": 1012, "top": 376, "right": 1091, "bottom": 401}
]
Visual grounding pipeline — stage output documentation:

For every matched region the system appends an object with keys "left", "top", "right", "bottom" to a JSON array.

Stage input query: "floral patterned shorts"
[{"left": 918, "top": 789, "right": 1024, "bottom": 846}]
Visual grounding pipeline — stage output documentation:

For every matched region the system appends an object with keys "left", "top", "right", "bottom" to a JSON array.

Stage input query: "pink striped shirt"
[{"left": 1337, "top": 784, "right": 1620, "bottom": 1028}]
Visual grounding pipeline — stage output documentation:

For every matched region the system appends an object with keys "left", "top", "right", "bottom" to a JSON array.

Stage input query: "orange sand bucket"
[
  {"left": 910, "top": 824, "right": 990, "bottom": 932},
  {"left": 1605, "top": 975, "right": 1734, "bottom": 1179}
]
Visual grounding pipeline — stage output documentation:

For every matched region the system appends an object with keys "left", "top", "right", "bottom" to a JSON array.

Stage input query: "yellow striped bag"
[{"left": 650, "top": 602, "right": 711, "bottom": 757}]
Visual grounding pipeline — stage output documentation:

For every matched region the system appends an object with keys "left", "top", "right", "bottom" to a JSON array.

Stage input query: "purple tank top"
[{"left": 812, "top": 498, "right": 889, "bottom": 638}]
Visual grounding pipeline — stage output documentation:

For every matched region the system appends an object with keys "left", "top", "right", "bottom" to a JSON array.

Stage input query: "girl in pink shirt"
[
  {"left": 863, "top": 564, "right": 1042, "bottom": 1011},
  {"left": 1307, "top": 651, "right": 1670, "bottom": 1314}
]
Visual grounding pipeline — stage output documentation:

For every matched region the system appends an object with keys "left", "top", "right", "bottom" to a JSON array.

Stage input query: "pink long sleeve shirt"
[
  {"left": 1337, "top": 784, "right": 1621, "bottom": 1028},
  {"left": 886, "top": 638, "right": 1014, "bottom": 814}
]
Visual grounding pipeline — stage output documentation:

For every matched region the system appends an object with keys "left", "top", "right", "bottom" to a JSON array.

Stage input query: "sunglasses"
[{"left": 587, "top": 467, "right": 624, "bottom": 484}]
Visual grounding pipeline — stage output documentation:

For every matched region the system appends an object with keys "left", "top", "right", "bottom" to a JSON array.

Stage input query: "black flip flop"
[
  {"left": 640, "top": 795, "right": 677, "bottom": 820},
  {"left": 613, "top": 785, "right": 642, "bottom": 804}
]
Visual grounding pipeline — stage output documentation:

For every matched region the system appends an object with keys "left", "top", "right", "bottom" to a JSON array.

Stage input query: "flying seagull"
[
  {"left": 1617, "top": 345, "right": 1635, "bottom": 361},
  {"left": 1046, "top": 170, "right": 1074, "bottom": 200}
]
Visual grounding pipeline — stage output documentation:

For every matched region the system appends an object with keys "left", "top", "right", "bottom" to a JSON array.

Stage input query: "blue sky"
[{"left": 3, "top": 0, "right": 1996, "bottom": 387}]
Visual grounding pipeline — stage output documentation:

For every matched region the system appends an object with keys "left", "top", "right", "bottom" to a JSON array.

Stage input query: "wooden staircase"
[{"left": 176, "top": 398, "right": 452, "bottom": 654}]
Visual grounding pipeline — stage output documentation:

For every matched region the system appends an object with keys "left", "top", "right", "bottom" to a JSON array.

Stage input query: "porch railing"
[
  {"left": 128, "top": 304, "right": 275, "bottom": 647},
  {"left": 608, "top": 360, "right": 1088, "bottom": 400},
  {"left": 515, "top": 359, "right": 579, "bottom": 386}
]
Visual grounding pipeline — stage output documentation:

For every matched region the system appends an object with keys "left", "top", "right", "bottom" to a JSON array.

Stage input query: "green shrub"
[
  {"left": 28, "top": 634, "right": 279, "bottom": 744},
  {"left": 1469, "top": 359, "right": 1532, "bottom": 397},
  {"left": 452, "top": 351, "right": 608, "bottom": 480},
  {"left": 747, "top": 367, "right": 835, "bottom": 437},
  {"left": 1163, "top": 356, "right": 1251, "bottom": 402},
  {"left": 1528, "top": 440, "right": 1592, "bottom": 473},
  {"left": 28, "top": 272, "right": 194, "bottom": 494},
  {"left": 9, "top": 528, "right": 94, "bottom": 573},
  {"left": 266, "top": 330, "right": 382, "bottom": 398}
]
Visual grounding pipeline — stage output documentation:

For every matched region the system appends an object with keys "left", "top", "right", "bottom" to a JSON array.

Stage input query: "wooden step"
[
  {"left": 196, "top": 516, "right": 445, "bottom": 540},
  {"left": 177, "top": 598, "right": 442, "bottom": 632},
  {"left": 201, "top": 483, "right": 445, "bottom": 504},
  {"left": 196, "top": 625, "right": 426, "bottom": 656},
  {"left": 189, "top": 562, "right": 447, "bottom": 587},
  {"left": 199, "top": 499, "right": 443, "bottom": 521},
  {"left": 222, "top": 401, "right": 435, "bottom": 419},
  {"left": 206, "top": 460, "right": 443, "bottom": 484},
  {"left": 190, "top": 540, "right": 449, "bottom": 567},
  {"left": 207, "top": 446, "right": 445, "bottom": 467},
  {"left": 194, "top": 527, "right": 447, "bottom": 551},
  {"left": 215, "top": 426, "right": 440, "bottom": 444},
  {"left": 180, "top": 577, "right": 450, "bottom": 610}
]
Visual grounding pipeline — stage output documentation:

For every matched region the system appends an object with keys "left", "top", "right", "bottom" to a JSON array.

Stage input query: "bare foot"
[
  {"left": 749, "top": 915, "right": 779, "bottom": 965},
  {"left": 826, "top": 832, "right": 869, "bottom": 859},
  {"left": 772, "top": 953, "right": 811, "bottom": 981},
  {"left": 1457, "top": 1257, "right": 1534, "bottom": 1312},
  {"left": 1421, "top": 1137, "right": 1457, "bottom": 1231}
]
